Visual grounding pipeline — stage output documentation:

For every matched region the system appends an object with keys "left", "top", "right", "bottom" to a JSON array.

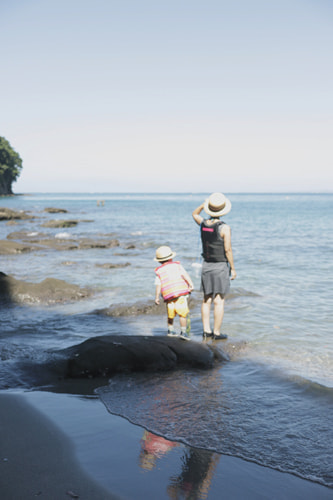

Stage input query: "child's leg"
[
  {"left": 179, "top": 315, "right": 187, "bottom": 332},
  {"left": 167, "top": 302, "right": 176, "bottom": 335},
  {"left": 176, "top": 297, "right": 190, "bottom": 337},
  {"left": 179, "top": 314, "right": 190, "bottom": 339}
]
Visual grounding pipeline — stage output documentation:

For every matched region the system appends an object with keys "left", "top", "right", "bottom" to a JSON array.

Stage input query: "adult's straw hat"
[
  {"left": 204, "top": 192, "right": 231, "bottom": 217},
  {"left": 154, "top": 245, "right": 176, "bottom": 262}
]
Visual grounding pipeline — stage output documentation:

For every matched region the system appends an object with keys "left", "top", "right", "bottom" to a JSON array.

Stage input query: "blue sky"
[{"left": 1, "top": 0, "right": 332, "bottom": 192}]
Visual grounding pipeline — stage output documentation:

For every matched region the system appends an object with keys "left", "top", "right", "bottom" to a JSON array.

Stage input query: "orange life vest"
[{"left": 155, "top": 261, "right": 189, "bottom": 301}]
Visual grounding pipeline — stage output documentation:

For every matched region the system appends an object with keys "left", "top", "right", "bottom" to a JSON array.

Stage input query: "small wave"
[
  {"left": 55, "top": 232, "right": 71, "bottom": 239},
  {"left": 227, "top": 287, "right": 261, "bottom": 298},
  {"left": 97, "top": 365, "right": 333, "bottom": 488}
]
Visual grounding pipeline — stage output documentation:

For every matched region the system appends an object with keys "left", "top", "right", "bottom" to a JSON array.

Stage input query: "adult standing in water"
[{"left": 192, "top": 192, "right": 236, "bottom": 340}]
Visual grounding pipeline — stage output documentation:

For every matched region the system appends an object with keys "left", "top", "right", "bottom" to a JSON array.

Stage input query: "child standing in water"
[{"left": 154, "top": 245, "right": 194, "bottom": 340}]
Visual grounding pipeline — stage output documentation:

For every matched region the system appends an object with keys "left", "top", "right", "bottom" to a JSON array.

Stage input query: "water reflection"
[
  {"left": 139, "top": 430, "right": 178, "bottom": 470},
  {"left": 139, "top": 429, "right": 220, "bottom": 499}
]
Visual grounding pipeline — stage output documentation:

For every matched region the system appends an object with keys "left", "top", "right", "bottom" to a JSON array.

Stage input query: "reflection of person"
[
  {"left": 154, "top": 245, "right": 194, "bottom": 340},
  {"left": 139, "top": 430, "right": 178, "bottom": 471},
  {"left": 167, "top": 448, "right": 220, "bottom": 500},
  {"left": 192, "top": 193, "right": 236, "bottom": 340}
]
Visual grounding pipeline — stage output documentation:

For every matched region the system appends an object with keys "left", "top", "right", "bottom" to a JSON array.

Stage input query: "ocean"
[{"left": 0, "top": 192, "right": 332, "bottom": 489}]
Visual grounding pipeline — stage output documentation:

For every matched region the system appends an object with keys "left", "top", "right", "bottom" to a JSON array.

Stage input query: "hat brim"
[
  {"left": 204, "top": 197, "right": 232, "bottom": 217},
  {"left": 154, "top": 251, "right": 177, "bottom": 262}
]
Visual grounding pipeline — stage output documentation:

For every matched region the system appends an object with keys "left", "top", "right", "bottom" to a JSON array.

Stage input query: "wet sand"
[
  {"left": 0, "top": 393, "right": 119, "bottom": 500},
  {"left": 0, "top": 391, "right": 332, "bottom": 500}
]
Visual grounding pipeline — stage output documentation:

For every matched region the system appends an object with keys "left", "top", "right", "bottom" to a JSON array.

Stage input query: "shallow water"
[{"left": 0, "top": 192, "right": 332, "bottom": 487}]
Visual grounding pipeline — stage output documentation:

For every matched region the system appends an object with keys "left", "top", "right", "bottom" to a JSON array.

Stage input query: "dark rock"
[
  {"left": 41, "top": 220, "right": 79, "bottom": 228},
  {"left": 6, "top": 230, "right": 48, "bottom": 240},
  {"left": 43, "top": 207, "right": 68, "bottom": 213},
  {"left": 0, "top": 207, "right": 33, "bottom": 221},
  {"left": 95, "top": 300, "right": 166, "bottom": 317},
  {"left": 4, "top": 335, "right": 230, "bottom": 391},
  {"left": 95, "top": 262, "right": 130, "bottom": 269},
  {"left": 3, "top": 230, "right": 121, "bottom": 252},
  {"left": 0, "top": 273, "right": 91, "bottom": 304},
  {"left": 78, "top": 238, "right": 120, "bottom": 249},
  {"left": 30, "top": 239, "right": 79, "bottom": 251},
  {"left": 60, "top": 335, "right": 226, "bottom": 378},
  {"left": 94, "top": 296, "right": 197, "bottom": 317},
  {"left": 0, "top": 239, "right": 39, "bottom": 254}
]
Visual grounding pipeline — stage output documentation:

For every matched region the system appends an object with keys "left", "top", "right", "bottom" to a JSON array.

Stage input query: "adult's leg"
[
  {"left": 201, "top": 294, "right": 213, "bottom": 333},
  {"left": 179, "top": 316, "right": 187, "bottom": 329},
  {"left": 213, "top": 293, "right": 225, "bottom": 334}
]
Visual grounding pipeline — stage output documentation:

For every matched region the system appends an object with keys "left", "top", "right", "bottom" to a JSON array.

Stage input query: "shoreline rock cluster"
[
  {"left": 0, "top": 272, "right": 91, "bottom": 305},
  {"left": 0, "top": 205, "right": 133, "bottom": 303},
  {"left": 0, "top": 206, "right": 120, "bottom": 253}
]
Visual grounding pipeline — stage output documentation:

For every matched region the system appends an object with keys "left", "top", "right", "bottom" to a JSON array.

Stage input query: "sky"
[{"left": 1, "top": 0, "right": 332, "bottom": 193}]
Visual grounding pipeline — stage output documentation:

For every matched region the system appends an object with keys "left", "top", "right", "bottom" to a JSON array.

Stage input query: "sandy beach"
[{"left": 1, "top": 390, "right": 332, "bottom": 500}]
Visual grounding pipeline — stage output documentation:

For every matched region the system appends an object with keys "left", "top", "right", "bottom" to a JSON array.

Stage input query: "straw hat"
[
  {"left": 154, "top": 245, "right": 176, "bottom": 262},
  {"left": 204, "top": 192, "right": 231, "bottom": 217}
]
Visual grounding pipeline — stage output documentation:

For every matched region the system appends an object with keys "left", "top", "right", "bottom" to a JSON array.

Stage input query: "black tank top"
[{"left": 200, "top": 220, "right": 227, "bottom": 262}]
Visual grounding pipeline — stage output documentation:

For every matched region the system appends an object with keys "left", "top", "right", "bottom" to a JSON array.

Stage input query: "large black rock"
[{"left": 61, "top": 335, "right": 229, "bottom": 378}]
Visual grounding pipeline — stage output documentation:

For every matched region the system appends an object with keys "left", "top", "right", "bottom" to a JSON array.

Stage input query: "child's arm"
[
  {"left": 182, "top": 270, "right": 194, "bottom": 292},
  {"left": 155, "top": 282, "right": 162, "bottom": 305}
]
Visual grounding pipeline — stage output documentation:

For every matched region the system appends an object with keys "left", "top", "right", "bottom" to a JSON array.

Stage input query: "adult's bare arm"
[
  {"left": 192, "top": 202, "right": 205, "bottom": 225},
  {"left": 221, "top": 225, "right": 237, "bottom": 280}
]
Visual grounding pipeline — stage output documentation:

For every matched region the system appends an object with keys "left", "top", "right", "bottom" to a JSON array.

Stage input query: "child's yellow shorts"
[{"left": 167, "top": 295, "right": 189, "bottom": 319}]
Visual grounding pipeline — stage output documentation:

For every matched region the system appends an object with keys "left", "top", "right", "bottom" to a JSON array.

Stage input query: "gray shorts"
[{"left": 201, "top": 261, "right": 230, "bottom": 298}]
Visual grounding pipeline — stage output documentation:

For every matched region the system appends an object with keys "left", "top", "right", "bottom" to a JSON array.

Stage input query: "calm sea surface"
[{"left": 1, "top": 192, "right": 332, "bottom": 488}]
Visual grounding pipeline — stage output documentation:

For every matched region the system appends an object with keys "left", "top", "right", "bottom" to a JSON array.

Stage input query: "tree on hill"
[{"left": 0, "top": 136, "right": 23, "bottom": 195}]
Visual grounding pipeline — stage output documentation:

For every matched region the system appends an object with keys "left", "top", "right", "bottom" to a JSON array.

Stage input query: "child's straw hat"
[{"left": 154, "top": 246, "right": 176, "bottom": 262}]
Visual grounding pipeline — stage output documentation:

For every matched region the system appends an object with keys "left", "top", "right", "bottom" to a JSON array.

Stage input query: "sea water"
[{"left": 0, "top": 192, "right": 332, "bottom": 487}]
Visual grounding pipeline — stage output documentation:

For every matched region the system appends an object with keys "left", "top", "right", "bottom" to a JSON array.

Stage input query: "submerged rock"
[
  {"left": 0, "top": 272, "right": 91, "bottom": 304},
  {"left": 95, "top": 300, "right": 166, "bottom": 317},
  {"left": 6, "top": 230, "right": 48, "bottom": 240},
  {"left": 94, "top": 295, "right": 199, "bottom": 317},
  {"left": 0, "top": 239, "right": 39, "bottom": 254},
  {"left": 78, "top": 238, "right": 120, "bottom": 249},
  {"left": 95, "top": 262, "right": 130, "bottom": 269},
  {"left": 43, "top": 207, "right": 68, "bottom": 213},
  {"left": 60, "top": 335, "right": 229, "bottom": 378},
  {"left": 41, "top": 219, "right": 79, "bottom": 228},
  {"left": 0, "top": 207, "right": 34, "bottom": 221},
  {"left": 4, "top": 230, "right": 120, "bottom": 252}
]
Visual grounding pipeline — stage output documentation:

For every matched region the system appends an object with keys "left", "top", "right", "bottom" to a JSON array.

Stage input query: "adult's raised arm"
[{"left": 192, "top": 202, "right": 205, "bottom": 225}]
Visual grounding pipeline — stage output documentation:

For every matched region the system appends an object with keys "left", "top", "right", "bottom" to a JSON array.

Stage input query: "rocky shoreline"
[
  {"left": 0, "top": 205, "right": 237, "bottom": 387},
  {"left": 0, "top": 272, "right": 91, "bottom": 305},
  {"left": 0, "top": 205, "right": 134, "bottom": 302}
]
